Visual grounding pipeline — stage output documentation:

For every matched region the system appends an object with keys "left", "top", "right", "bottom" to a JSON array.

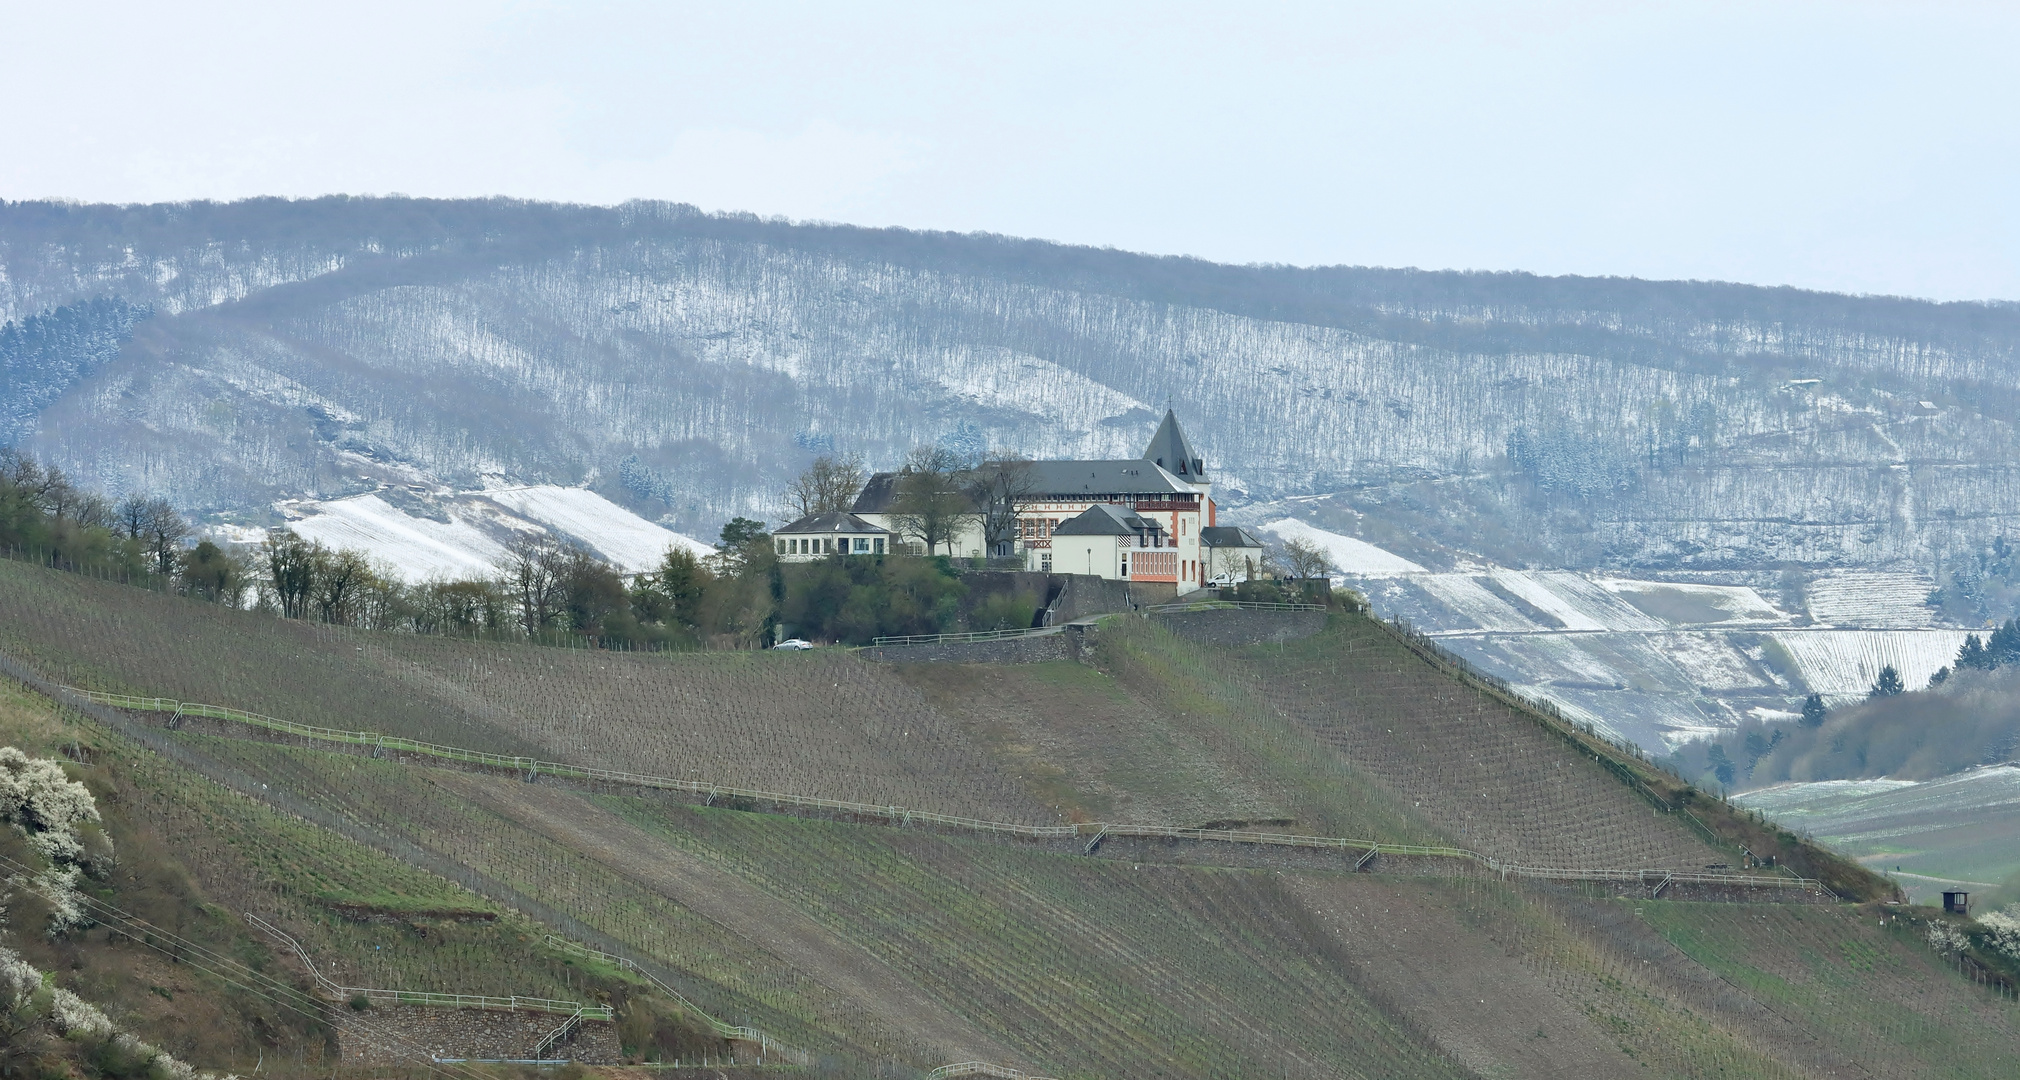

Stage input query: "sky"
[{"left": 2, "top": 1, "right": 2015, "bottom": 301}]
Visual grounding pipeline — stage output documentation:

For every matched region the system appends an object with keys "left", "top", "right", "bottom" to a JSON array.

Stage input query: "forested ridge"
[{"left": 3, "top": 196, "right": 2018, "bottom": 578}]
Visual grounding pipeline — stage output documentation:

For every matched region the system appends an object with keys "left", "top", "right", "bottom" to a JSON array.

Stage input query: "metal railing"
[
  {"left": 930, "top": 1062, "right": 1062, "bottom": 1080},
  {"left": 1142, "top": 599, "right": 1326, "bottom": 614},
  {"left": 247, "top": 913, "right": 611, "bottom": 1020},
  {"left": 868, "top": 625, "right": 1061, "bottom": 647},
  {"left": 70, "top": 687, "right": 1832, "bottom": 898}
]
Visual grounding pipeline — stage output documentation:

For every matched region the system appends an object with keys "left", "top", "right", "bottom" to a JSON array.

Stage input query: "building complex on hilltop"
[{"left": 772, "top": 411, "right": 1262, "bottom": 595}]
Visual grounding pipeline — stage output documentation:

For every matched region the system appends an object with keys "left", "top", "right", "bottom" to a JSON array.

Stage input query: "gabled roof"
[
  {"left": 1025, "top": 460, "right": 1191, "bottom": 497},
  {"left": 1200, "top": 525, "right": 1266, "bottom": 549},
  {"left": 1143, "top": 409, "right": 1206, "bottom": 482},
  {"left": 850, "top": 472, "right": 904, "bottom": 514},
  {"left": 852, "top": 461, "right": 1190, "bottom": 513},
  {"left": 776, "top": 511, "right": 891, "bottom": 535},
  {"left": 1053, "top": 502, "right": 1146, "bottom": 537}
]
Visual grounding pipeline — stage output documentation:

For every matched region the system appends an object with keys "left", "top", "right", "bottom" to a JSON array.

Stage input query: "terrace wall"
[
  {"left": 335, "top": 1005, "right": 619, "bottom": 1064},
  {"left": 1150, "top": 608, "right": 1327, "bottom": 646}
]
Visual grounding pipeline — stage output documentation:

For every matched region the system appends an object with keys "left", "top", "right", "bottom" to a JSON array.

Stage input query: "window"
[
  {"left": 1040, "top": 552, "right": 1052, "bottom": 572},
  {"left": 1120, "top": 555, "right": 1129, "bottom": 577},
  {"left": 854, "top": 537, "right": 869, "bottom": 553},
  {"left": 874, "top": 537, "right": 885, "bottom": 554},
  {"left": 776, "top": 539, "right": 786, "bottom": 554}
]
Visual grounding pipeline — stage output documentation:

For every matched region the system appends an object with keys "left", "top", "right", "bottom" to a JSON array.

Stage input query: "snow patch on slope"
[
  {"left": 1261, "top": 519, "right": 1426, "bottom": 575},
  {"left": 286, "top": 495, "right": 511, "bottom": 580},
  {"left": 487, "top": 486, "right": 714, "bottom": 571},
  {"left": 280, "top": 485, "right": 711, "bottom": 581}
]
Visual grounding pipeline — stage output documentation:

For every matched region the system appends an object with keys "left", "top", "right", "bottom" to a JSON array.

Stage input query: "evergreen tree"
[
  {"left": 1929, "top": 665, "right": 1951, "bottom": 687},
  {"left": 1870, "top": 665, "right": 1904, "bottom": 698},
  {"left": 1989, "top": 619, "right": 2020, "bottom": 668},
  {"left": 1706, "top": 744, "right": 1736, "bottom": 787},
  {"left": 1957, "top": 633, "right": 1990, "bottom": 670},
  {"left": 1801, "top": 692, "right": 1826, "bottom": 728}
]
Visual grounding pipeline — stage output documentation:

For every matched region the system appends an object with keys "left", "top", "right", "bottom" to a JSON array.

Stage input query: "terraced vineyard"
[
  {"left": 4, "top": 558, "right": 2015, "bottom": 1077},
  {"left": 0, "top": 677, "right": 720, "bottom": 1072},
  {"left": 104, "top": 728, "right": 2020, "bottom": 1079},
  {"left": 1106, "top": 617, "right": 1723, "bottom": 870}
]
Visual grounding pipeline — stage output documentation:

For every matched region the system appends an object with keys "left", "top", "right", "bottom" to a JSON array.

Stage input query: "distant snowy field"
[
  {"left": 1769, "top": 629, "right": 1975, "bottom": 700},
  {"left": 1271, "top": 523, "right": 1970, "bottom": 750},
  {"left": 278, "top": 485, "right": 711, "bottom": 581},
  {"left": 1261, "top": 519, "right": 1426, "bottom": 575},
  {"left": 486, "top": 486, "right": 715, "bottom": 571},
  {"left": 285, "top": 494, "right": 509, "bottom": 579}
]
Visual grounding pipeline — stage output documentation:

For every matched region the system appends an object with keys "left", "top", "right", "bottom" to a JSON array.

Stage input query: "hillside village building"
[{"left": 775, "top": 410, "right": 1261, "bottom": 595}]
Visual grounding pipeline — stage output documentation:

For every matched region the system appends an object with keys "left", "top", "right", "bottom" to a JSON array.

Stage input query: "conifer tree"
[
  {"left": 1801, "top": 692, "right": 1826, "bottom": 727},
  {"left": 1989, "top": 619, "right": 2020, "bottom": 668},
  {"left": 1870, "top": 665, "right": 1904, "bottom": 698}
]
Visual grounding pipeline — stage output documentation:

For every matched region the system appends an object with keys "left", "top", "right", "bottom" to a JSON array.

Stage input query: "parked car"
[{"left": 772, "top": 638, "right": 814, "bottom": 650}]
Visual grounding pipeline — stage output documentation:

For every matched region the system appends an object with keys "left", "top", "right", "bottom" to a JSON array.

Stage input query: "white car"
[{"left": 772, "top": 638, "right": 814, "bottom": 650}]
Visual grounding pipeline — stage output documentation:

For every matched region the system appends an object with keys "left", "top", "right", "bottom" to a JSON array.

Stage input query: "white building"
[
  {"left": 853, "top": 410, "right": 1227, "bottom": 594},
  {"left": 1201, "top": 525, "right": 1268, "bottom": 584},
  {"left": 772, "top": 511, "right": 894, "bottom": 561}
]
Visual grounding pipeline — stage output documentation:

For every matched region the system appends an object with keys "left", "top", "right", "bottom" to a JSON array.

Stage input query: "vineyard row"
[{"left": 51, "top": 678, "right": 1830, "bottom": 896}]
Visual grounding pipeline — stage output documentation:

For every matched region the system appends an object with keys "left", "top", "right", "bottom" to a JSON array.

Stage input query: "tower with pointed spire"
[
  {"left": 847, "top": 408, "right": 1227, "bottom": 593},
  {"left": 1143, "top": 409, "right": 1210, "bottom": 500}
]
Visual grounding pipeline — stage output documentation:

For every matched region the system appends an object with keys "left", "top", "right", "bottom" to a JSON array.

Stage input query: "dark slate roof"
[
  {"left": 1143, "top": 409, "right": 1206, "bottom": 482},
  {"left": 776, "top": 511, "right": 892, "bottom": 535},
  {"left": 1052, "top": 503, "right": 1147, "bottom": 537},
  {"left": 1025, "top": 460, "right": 1190, "bottom": 497},
  {"left": 1201, "top": 525, "right": 1266, "bottom": 549},
  {"left": 850, "top": 472, "right": 904, "bottom": 514},
  {"left": 853, "top": 461, "right": 1190, "bottom": 512}
]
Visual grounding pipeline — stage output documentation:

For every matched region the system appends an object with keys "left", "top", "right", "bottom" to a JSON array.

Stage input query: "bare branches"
[
  {"left": 971, "top": 453, "right": 1034, "bottom": 558},
  {"left": 887, "top": 447, "right": 977, "bottom": 557},
  {"left": 784, "top": 454, "right": 867, "bottom": 518},
  {"left": 1277, "top": 536, "right": 1334, "bottom": 581}
]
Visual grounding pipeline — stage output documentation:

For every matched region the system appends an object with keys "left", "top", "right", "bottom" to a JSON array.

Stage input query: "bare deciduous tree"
[
  {"left": 888, "top": 446, "right": 978, "bottom": 556},
  {"left": 784, "top": 454, "right": 867, "bottom": 518},
  {"left": 263, "top": 531, "right": 319, "bottom": 619},
  {"left": 971, "top": 453, "right": 1034, "bottom": 558},
  {"left": 1277, "top": 536, "right": 1334, "bottom": 581},
  {"left": 500, "top": 534, "right": 570, "bottom": 636}
]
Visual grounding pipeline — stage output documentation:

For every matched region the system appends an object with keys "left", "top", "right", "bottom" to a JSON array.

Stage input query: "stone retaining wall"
[
  {"left": 1150, "top": 607, "right": 1327, "bottom": 646},
  {"left": 335, "top": 1005, "right": 619, "bottom": 1064}
]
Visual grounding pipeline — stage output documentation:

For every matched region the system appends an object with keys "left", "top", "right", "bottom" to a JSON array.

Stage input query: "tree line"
[
  {"left": 1674, "top": 621, "right": 2020, "bottom": 791},
  {"left": 5, "top": 444, "right": 1319, "bottom": 649},
  {"left": 0, "top": 448, "right": 995, "bottom": 648}
]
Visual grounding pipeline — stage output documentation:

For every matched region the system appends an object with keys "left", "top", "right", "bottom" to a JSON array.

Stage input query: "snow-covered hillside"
[
  {"left": 1286, "top": 524, "right": 1971, "bottom": 750},
  {"left": 7, "top": 198, "right": 2020, "bottom": 583},
  {"left": 279, "top": 485, "right": 710, "bottom": 581}
]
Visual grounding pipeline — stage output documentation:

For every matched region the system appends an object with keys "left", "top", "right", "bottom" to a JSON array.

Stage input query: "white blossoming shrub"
[
  {"left": 1927, "top": 920, "right": 1971, "bottom": 954},
  {"left": 0, "top": 945, "right": 39, "bottom": 1010},
  {"left": 0, "top": 945, "right": 237, "bottom": 1080},
  {"left": 1979, "top": 904, "right": 2020, "bottom": 961},
  {"left": 0, "top": 746, "right": 106, "bottom": 865},
  {"left": 0, "top": 746, "right": 113, "bottom": 935}
]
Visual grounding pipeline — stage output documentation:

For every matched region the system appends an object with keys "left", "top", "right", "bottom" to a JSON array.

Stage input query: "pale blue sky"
[{"left": 3, "top": 1, "right": 2014, "bottom": 300}]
